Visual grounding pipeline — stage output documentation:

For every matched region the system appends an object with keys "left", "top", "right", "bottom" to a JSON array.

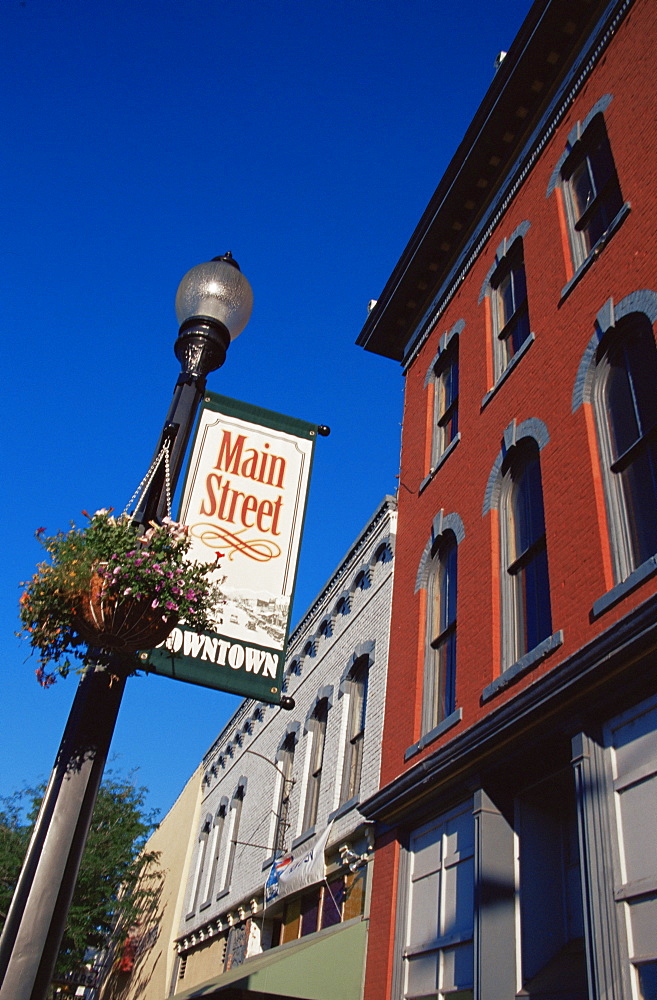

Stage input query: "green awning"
[{"left": 175, "top": 918, "right": 367, "bottom": 1000}]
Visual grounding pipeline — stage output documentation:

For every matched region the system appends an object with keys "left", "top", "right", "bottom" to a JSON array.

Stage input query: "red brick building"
[{"left": 357, "top": 0, "right": 657, "bottom": 996}]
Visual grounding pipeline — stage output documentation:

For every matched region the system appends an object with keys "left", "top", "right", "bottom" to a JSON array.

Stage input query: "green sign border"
[{"left": 142, "top": 392, "right": 319, "bottom": 704}]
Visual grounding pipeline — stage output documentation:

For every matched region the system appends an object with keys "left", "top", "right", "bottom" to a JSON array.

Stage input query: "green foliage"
[
  {"left": 0, "top": 772, "right": 161, "bottom": 979},
  {"left": 18, "top": 509, "right": 221, "bottom": 686}
]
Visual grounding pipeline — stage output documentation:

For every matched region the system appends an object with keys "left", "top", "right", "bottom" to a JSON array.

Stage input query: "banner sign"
[
  {"left": 264, "top": 823, "right": 332, "bottom": 905},
  {"left": 144, "top": 393, "right": 318, "bottom": 703}
]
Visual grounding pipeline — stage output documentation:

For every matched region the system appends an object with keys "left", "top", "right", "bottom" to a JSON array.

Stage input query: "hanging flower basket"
[
  {"left": 18, "top": 510, "right": 221, "bottom": 687},
  {"left": 71, "top": 569, "right": 180, "bottom": 653}
]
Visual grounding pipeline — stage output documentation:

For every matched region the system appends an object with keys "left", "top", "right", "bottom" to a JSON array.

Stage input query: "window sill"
[
  {"left": 290, "top": 826, "right": 316, "bottom": 851},
  {"left": 405, "top": 708, "right": 463, "bottom": 761},
  {"left": 328, "top": 796, "right": 359, "bottom": 822},
  {"left": 216, "top": 888, "right": 230, "bottom": 903},
  {"left": 481, "top": 334, "right": 535, "bottom": 410},
  {"left": 592, "top": 554, "right": 657, "bottom": 619},
  {"left": 419, "top": 434, "right": 462, "bottom": 493},
  {"left": 481, "top": 630, "right": 563, "bottom": 702},
  {"left": 262, "top": 854, "right": 277, "bottom": 871},
  {"left": 559, "top": 202, "right": 631, "bottom": 304}
]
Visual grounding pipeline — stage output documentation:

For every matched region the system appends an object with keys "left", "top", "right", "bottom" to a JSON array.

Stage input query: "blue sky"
[{"left": 1, "top": 0, "right": 532, "bottom": 818}]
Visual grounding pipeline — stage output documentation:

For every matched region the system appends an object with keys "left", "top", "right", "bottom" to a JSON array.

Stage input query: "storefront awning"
[{"left": 174, "top": 918, "right": 367, "bottom": 1000}]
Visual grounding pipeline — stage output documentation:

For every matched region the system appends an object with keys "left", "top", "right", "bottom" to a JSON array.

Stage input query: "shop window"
[
  {"left": 606, "top": 697, "right": 657, "bottom": 997},
  {"left": 277, "top": 869, "right": 366, "bottom": 946},
  {"left": 516, "top": 770, "right": 587, "bottom": 997},
  {"left": 400, "top": 802, "right": 474, "bottom": 1000}
]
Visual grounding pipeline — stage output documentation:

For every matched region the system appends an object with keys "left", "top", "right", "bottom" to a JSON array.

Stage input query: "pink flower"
[{"left": 151, "top": 599, "right": 160, "bottom": 609}]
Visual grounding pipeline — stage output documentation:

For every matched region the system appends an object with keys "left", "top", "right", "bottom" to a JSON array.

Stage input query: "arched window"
[
  {"left": 303, "top": 698, "right": 328, "bottom": 831},
  {"left": 424, "top": 531, "right": 457, "bottom": 732},
  {"left": 480, "top": 224, "right": 532, "bottom": 389},
  {"left": 490, "top": 239, "right": 530, "bottom": 378},
  {"left": 431, "top": 336, "right": 459, "bottom": 466},
  {"left": 416, "top": 511, "right": 464, "bottom": 736},
  {"left": 500, "top": 438, "right": 552, "bottom": 668},
  {"left": 559, "top": 113, "right": 624, "bottom": 269},
  {"left": 593, "top": 314, "right": 657, "bottom": 579},
  {"left": 374, "top": 541, "right": 392, "bottom": 565},
  {"left": 340, "top": 656, "right": 369, "bottom": 804},
  {"left": 335, "top": 594, "right": 350, "bottom": 617},
  {"left": 547, "top": 96, "right": 627, "bottom": 283},
  {"left": 274, "top": 731, "right": 297, "bottom": 855}
]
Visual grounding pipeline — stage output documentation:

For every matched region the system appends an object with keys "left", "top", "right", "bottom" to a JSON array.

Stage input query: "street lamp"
[
  {"left": 0, "top": 256, "right": 253, "bottom": 1000},
  {"left": 137, "top": 253, "right": 253, "bottom": 527}
]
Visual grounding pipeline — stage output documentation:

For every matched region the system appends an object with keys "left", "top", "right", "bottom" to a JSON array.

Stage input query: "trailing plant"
[{"left": 18, "top": 509, "right": 220, "bottom": 686}]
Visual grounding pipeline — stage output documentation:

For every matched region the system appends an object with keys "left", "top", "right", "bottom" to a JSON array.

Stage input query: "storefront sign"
[{"left": 144, "top": 393, "right": 318, "bottom": 703}]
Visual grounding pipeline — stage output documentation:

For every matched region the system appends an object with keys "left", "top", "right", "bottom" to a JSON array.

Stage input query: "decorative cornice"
[{"left": 356, "top": 0, "right": 634, "bottom": 369}]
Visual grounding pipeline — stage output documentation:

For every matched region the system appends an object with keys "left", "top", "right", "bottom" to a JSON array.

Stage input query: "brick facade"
[{"left": 357, "top": 1, "right": 657, "bottom": 997}]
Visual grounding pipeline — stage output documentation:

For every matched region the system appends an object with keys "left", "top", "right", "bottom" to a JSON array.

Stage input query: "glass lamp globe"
[{"left": 175, "top": 254, "right": 253, "bottom": 341}]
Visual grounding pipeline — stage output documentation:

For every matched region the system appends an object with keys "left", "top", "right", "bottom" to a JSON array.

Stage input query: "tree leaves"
[{"left": 0, "top": 770, "right": 161, "bottom": 978}]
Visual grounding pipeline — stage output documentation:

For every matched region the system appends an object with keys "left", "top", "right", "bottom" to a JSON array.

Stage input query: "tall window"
[
  {"left": 188, "top": 814, "right": 212, "bottom": 916},
  {"left": 561, "top": 114, "right": 624, "bottom": 269},
  {"left": 303, "top": 698, "right": 328, "bottom": 831},
  {"left": 401, "top": 803, "right": 474, "bottom": 1000},
  {"left": 432, "top": 337, "right": 459, "bottom": 467},
  {"left": 274, "top": 732, "right": 296, "bottom": 855},
  {"left": 203, "top": 801, "right": 227, "bottom": 907},
  {"left": 423, "top": 531, "right": 457, "bottom": 733},
  {"left": 593, "top": 315, "right": 657, "bottom": 580},
  {"left": 491, "top": 240, "right": 530, "bottom": 379},
  {"left": 222, "top": 782, "right": 245, "bottom": 891},
  {"left": 501, "top": 439, "right": 552, "bottom": 667},
  {"left": 340, "top": 657, "right": 368, "bottom": 804}
]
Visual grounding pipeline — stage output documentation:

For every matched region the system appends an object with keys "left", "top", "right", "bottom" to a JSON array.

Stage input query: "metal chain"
[
  {"left": 122, "top": 440, "right": 173, "bottom": 521},
  {"left": 163, "top": 443, "right": 172, "bottom": 519}
]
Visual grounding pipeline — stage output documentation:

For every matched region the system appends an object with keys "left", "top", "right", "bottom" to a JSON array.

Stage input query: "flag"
[{"left": 264, "top": 823, "right": 333, "bottom": 905}]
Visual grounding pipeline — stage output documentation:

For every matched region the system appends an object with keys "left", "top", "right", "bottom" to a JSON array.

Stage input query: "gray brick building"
[{"left": 101, "top": 496, "right": 396, "bottom": 1000}]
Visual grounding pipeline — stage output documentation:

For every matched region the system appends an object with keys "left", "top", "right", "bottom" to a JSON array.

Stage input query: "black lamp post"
[{"left": 0, "top": 256, "right": 253, "bottom": 1000}]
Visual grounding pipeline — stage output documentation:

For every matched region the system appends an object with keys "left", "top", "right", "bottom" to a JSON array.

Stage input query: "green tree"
[{"left": 0, "top": 771, "right": 161, "bottom": 979}]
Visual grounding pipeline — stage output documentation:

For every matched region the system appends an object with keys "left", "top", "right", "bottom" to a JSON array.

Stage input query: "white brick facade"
[{"left": 176, "top": 495, "right": 396, "bottom": 958}]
